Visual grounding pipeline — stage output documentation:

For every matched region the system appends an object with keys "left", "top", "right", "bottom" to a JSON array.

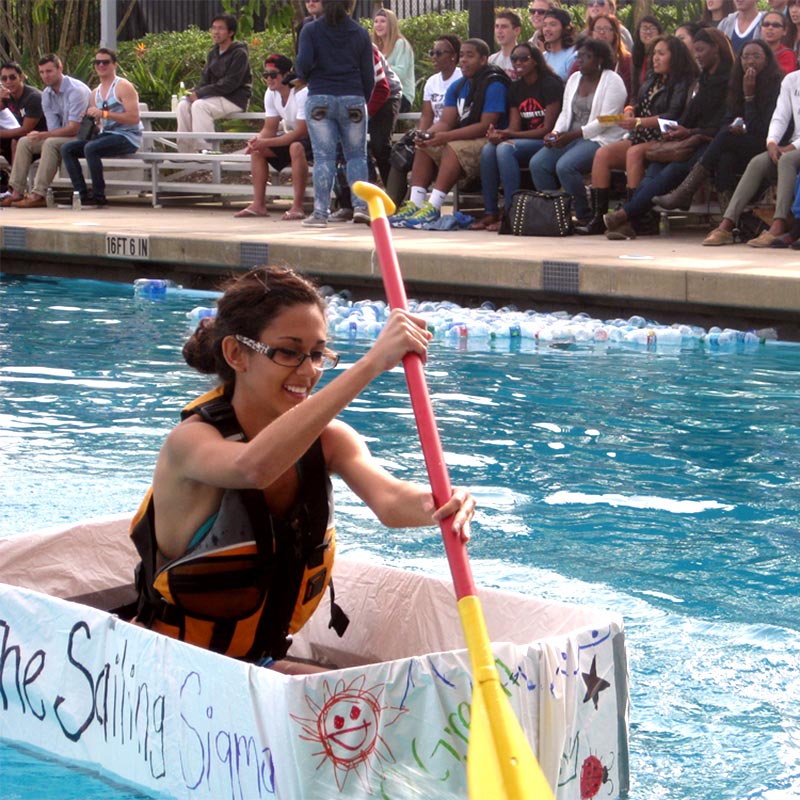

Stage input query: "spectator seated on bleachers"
[
  {"left": 531, "top": 39, "right": 627, "bottom": 229},
  {"left": 603, "top": 27, "right": 733, "bottom": 240},
  {"left": 372, "top": 8, "right": 416, "bottom": 113},
  {"left": 488, "top": 10, "right": 523, "bottom": 79},
  {"left": 575, "top": 34, "right": 697, "bottom": 235},
  {"left": 234, "top": 54, "right": 311, "bottom": 220},
  {"left": 703, "top": 67, "right": 800, "bottom": 246},
  {"left": 60, "top": 48, "right": 143, "bottom": 208},
  {"left": 1, "top": 53, "right": 90, "bottom": 208},
  {"left": 176, "top": 13, "right": 252, "bottom": 153},
  {"left": 541, "top": 9, "right": 577, "bottom": 80},
  {"left": 388, "top": 38, "right": 510, "bottom": 229},
  {"left": 472, "top": 43, "right": 563, "bottom": 231},
  {"left": 0, "top": 61, "right": 46, "bottom": 192},
  {"left": 384, "top": 34, "right": 462, "bottom": 208},
  {"left": 653, "top": 39, "right": 782, "bottom": 214}
]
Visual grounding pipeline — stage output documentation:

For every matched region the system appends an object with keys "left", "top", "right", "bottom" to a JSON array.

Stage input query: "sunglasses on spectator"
[
  {"left": 263, "top": 71, "right": 281, "bottom": 78},
  {"left": 588, "top": 0, "right": 607, "bottom": 6},
  {"left": 94, "top": 59, "right": 112, "bottom": 65},
  {"left": 429, "top": 49, "right": 454, "bottom": 57},
  {"left": 0, "top": 74, "right": 18, "bottom": 81},
  {"left": 510, "top": 54, "right": 532, "bottom": 62},
  {"left": 761, "top": 20, "right": 785, "bottom": 26},
  {"left": 529, "top": 7, "right": 547, "bottom": 14}
]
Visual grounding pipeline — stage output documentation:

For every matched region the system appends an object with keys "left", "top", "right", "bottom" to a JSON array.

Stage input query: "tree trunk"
[{"left": 631, "top": 0, "right": 652, "bottom": 31}]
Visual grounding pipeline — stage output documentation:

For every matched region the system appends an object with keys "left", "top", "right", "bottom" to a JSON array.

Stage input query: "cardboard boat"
[{"left": 0, "top": 516, "right": 630, "bottom": 799}]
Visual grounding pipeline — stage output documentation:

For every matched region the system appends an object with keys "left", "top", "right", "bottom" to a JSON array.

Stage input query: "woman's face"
[
  {"left": 592, "top": 19, "right": 616, "bottom": 46},
  {"left": 789, "top": 0, "right": 800, "bottom": 25},
  {"left": 542, "top": 16, "right": 564, "bottom": 44},
  {"left": 511, "top": 47, "right": 537, "bottom": 79},
  {"left": 431, "top": 39, "right": 458, "bottom": 73},
  {"left": 237, "top": 303, "right": 328, "bottom": 418},
  {"left": 586, "top": 0, "right": 611, "bottom": 20},
  {"left": 576, "top": 45, "right": 600, "bottom": 75},
  {"left": 760, "top": 12, "right": 787, "bottom": 45},
  {"left": 373, "top": 14, "right": 388, "bottom": 38},
  {"left": 651, "top": 40, "right": 671, "bottom": 74},
  {"left": 675, "top": 26, "right": 693, "bottom": 46},
  {"left": 741, "top": 42, "right": 768, "bottom": 74},
  {"left": 529, "top": 0, "right": 550, "bottom": 30},
  {"left": 639, "top": 21, "right": 660, "bottom": 45},
  {"left": 693, "top": 39, "right": 719, "bottom": 71},
  {"left": 706, "top": 0, "right": 723, "bottom": 10}
]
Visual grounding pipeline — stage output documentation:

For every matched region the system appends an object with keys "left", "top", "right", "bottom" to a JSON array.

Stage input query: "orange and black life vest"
[{"left": 130, "top": 387, "right": 348, "bottom": 662}]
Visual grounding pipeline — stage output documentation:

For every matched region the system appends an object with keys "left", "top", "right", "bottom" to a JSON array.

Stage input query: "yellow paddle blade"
[{"left": 458, "top": 596, "right": 554, "bottom": 800}]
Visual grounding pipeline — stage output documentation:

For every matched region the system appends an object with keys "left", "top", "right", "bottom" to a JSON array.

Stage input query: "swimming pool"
[{"left": 1, "top": 274, "right": 799, "bottom": 799}]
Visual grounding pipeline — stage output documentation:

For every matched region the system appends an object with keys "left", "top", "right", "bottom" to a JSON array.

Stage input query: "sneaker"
[
  {"left": 352, "top": 209, "right": 371, "bottom": 225},
  {"left": 388, "top": 200, "right": 419, "bottom": 227},
  {"left": 402, "top": 200, "right": 440, "bottom": 228},
  {"left": 302, "top": 214, "right": 328, "bottom": 228},
  {"left": 329, "top": 207, "right": 353, "bottom": 222}
]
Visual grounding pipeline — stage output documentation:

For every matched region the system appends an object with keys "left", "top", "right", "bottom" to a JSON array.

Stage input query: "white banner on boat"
[{"left": 0, "top": 574, "right": 628, "bottom": 799}]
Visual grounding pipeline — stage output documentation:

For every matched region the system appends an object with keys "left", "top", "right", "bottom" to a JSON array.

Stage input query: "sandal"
[
  {"left": 485, "top": 220, "right": 502, "bottom": 232},
  {"left": 281, "top": 209, "right": 305, "bottom": 221},
  {"left": 469, "top": 213, "right": 501, "bottom": 231},
  {"left": 234, "top": 206, "right": 268, "bottom": 218}
]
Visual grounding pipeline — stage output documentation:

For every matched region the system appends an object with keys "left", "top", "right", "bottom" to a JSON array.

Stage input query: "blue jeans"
[
  {"left": 61, "top": 133, "right": 138, "bottom": 200},
  {"left": 305, "top": 94, "right": 368, "bottom": 219},
  {"left": 530, "top": 138, "right": 600, "bottom": 221},
  {"left": 623, "top": 146, "right": 706, "bottom": 218},
  {"left": 480, "top": 139, "right": 546, "bottom": 214}
]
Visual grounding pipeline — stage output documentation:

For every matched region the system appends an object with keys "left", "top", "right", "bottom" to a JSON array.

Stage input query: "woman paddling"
[{"left": 131, "top": 266, "right": 475, "bottom": 673}]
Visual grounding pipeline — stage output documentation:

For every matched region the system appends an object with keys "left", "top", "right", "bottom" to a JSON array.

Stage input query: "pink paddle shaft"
[{"left": 371, "top": 216, "right": 477, "bottom": 601}]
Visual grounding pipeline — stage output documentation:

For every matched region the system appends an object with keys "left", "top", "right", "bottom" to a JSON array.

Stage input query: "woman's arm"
[
  {"left": 164, "top": 309, "right": 432, "bottom": 493},
  {"left": 323, "top": 419, "right": 475, "bottom": 538}
]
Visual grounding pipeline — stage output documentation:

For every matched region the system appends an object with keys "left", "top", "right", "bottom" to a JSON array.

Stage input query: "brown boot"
[{"left": 652, "top": 163, "right": 709, "bottom": 211}]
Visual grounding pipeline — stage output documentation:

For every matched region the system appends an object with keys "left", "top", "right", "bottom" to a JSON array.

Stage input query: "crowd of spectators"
[{"left": 6, "top": 0, "right": 800, "bottom": 248}]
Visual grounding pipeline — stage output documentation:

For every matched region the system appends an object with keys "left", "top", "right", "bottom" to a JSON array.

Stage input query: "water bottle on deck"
[{"left": 72, "top": 191, "right": 81, "bottom": 211}]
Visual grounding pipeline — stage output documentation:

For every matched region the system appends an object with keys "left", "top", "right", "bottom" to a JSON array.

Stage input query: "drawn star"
[{"left": 582, "top": 655, "right": 610, "bottom": 710}]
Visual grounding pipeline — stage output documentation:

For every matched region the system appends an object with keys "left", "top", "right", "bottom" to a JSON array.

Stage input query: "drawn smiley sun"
[{"left": 292, "top": 674, "right": 407, "bottom": 792}]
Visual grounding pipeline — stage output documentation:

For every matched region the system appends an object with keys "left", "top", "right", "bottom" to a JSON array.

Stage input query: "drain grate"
[
  {"left": 2, "top": 226, "right": 27, "bottom": 250},
  {"left": 542, "top": 260, "right": 579, "bottom": 294},
  {"left": 240, "top": 242, "right": 269, "bottom": 266}
]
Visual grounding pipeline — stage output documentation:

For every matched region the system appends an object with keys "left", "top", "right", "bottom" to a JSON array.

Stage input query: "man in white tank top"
[{"left": 60, "top": 48, "right": 142, "bottom": 207}]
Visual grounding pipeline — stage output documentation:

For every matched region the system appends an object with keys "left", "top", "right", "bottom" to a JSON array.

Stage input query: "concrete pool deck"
[{"left": 2, "top": 198, "right": 800, "bottom": 338}]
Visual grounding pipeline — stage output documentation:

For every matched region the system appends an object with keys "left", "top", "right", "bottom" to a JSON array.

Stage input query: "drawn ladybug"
[{"left": 580, "top": 752, "right": 614, "bottom": 799}]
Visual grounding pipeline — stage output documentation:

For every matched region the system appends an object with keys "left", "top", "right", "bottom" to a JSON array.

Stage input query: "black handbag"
[
  {"left": 77, "top": 114, "right": 97, "bottom": 142},
  {"left": 389, "top": 132, "right": 415, "bottom": 172},
  {"left": 500, "top": 190, "right": 574, "bottom": 237}
]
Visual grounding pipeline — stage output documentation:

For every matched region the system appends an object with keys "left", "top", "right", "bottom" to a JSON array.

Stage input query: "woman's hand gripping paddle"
[{"left": 352, "top": 182, "right": 554, "bottom": 800}]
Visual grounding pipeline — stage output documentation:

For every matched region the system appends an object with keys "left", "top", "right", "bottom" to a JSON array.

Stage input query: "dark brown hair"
[{"left": 182, "top": 266, "right": 326, "bottom": 390}]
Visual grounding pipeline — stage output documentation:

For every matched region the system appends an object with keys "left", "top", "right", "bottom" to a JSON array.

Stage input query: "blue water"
[{"left": 1, "top": 274, "right": 799, "bottom": 799}]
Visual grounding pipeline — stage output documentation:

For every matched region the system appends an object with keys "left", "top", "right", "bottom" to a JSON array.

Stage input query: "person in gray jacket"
[{"left": 177, "top": 14, "right": 252, "bottom": 152}]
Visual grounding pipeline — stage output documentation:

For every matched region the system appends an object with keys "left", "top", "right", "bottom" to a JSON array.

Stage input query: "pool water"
[{"left": 1, "top": 274, "right": 799, "bottom": 799}]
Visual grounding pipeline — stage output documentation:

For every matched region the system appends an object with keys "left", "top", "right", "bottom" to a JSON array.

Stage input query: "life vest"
[{"left": 130, "top": 386, "right": 348, "bottom": 661}]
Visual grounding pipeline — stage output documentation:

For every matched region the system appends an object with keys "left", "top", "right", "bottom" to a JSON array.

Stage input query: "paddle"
[{"left": 352, "top": 182, "right": 554, "bottom": 800}]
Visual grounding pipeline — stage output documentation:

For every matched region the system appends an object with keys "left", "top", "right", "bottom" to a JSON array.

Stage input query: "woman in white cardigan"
[{"left": 530, "top": 39, "right": 627, "bottom": 225}]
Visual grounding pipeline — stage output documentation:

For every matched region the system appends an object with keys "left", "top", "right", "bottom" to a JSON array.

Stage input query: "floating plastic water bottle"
[
  {"left": 133, "top": 278, "right": 168, "bottom": 299},
  {"left": 45, "top": 188, "right": 55, "bottom": 208},
  {"left": 72, "top": 191, "right": 81, "bottom": 211},
  {"left": 187, "top": 306, "right": 216, "bottom": 321}
]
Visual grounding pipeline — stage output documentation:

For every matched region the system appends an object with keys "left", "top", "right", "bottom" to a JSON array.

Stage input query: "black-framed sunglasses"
[
  {"left": 529, "top": 8, "right": 547, "bottom": 14},
  {"left": 0, "top": 74, "right": 19, "bottom": 81},
  {"left": 761, "top": 20, "right": 785, "bottom": 27},
  {"left": 510, "top": 54, "right": 532, "bottom": 62},
  {"left": 263, "top": 71, "right": 281, "bottom": 79},
  {"left": 234, "top": 335, "right": 339, "bottom": 371},
  {"left": 429, "top": 49, "right": 453, "bottom": 57},
  {"left": 94, "top": 59, "right": 112, "bottom": 66}
]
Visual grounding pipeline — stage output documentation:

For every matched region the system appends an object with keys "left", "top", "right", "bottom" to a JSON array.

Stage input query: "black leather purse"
[{"left": 500, "top": 190, "right": 574, "bottom": 237}]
